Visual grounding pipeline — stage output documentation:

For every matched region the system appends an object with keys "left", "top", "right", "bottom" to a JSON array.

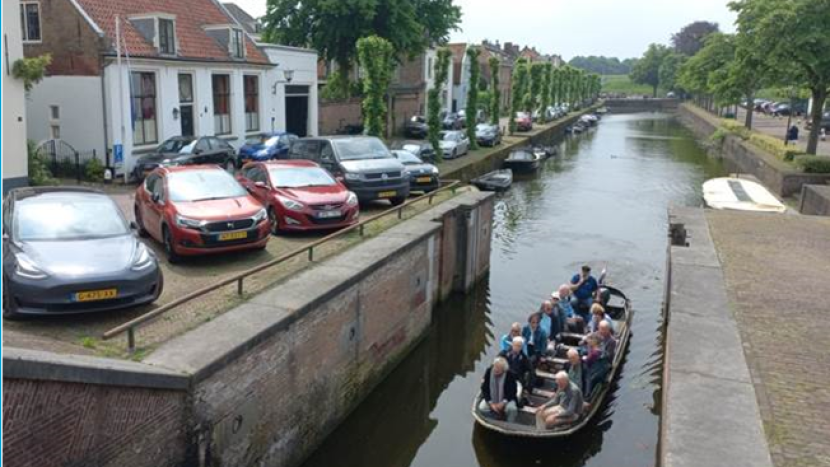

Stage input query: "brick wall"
[
  {"left": 318, "top": 98, "right": 362, "bottom": 136},
  {"left": 23, "top": 0, "right": 105, "bottom": 76},
  {"left": 3, "top": 379, "right": 189, "bottom": 467}
]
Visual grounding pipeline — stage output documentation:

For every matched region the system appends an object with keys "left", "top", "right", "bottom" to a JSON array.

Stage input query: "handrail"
[{"left": 102, "top": 180, "right": 462, "bottom": 351}]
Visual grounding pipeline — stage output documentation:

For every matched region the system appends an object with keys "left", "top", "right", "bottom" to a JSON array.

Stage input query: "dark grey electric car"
[{"left": 2, "top": 187, "right": 163, "bottom": 318}]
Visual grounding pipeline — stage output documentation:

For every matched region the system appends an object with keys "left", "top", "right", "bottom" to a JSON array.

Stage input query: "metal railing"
[{"left": 102, "top": 180, "right": 462, "bottom": 351}]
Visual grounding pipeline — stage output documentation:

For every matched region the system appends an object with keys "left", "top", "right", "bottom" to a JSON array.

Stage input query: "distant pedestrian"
[{"left": 787, "top": 125, "right": 799, "bottom": 145}]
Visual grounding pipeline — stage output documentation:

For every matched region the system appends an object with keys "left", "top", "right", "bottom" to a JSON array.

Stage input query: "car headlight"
[
  {"left": 431, "top": 166, "right": 439, "bottom": 175},
  {"left": 175, "top": 215, "right": 204, "bottom": 230},
  {"left": 346, "top": 192, "right": 358, "bottom": 207},
  {"left": 253, "top": 207, "right": 267, "bottom": 224},
  {"left": 14, "top": 254, "right": 48, "bottom": 280},
  {"left": 344, "top": 172, "right": 361, "bottom": 181},
  {"left": 131, "top": 242, "right": 155, "bottom": 271},
  {"left": 278, "top": 196, "right": 305, "bottom": 211}
]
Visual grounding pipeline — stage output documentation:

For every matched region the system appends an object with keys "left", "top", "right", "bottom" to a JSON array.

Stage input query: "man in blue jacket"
[{"left": 570, "top": 265, "right": 599, "bottom": 322}]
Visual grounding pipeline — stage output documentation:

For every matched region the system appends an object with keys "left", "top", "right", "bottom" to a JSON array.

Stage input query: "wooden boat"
[
  {"left": 472, "top": 169, "right": 513, "bottom": 192},
  {"left": 702, "top": 176, "right": 786, "bottom": 213},
  {"left": 503, "top": 149, "right": 541, "bottom": 173},
  {"left": 472, "top": 285, "right": 632, "bottom": 438},
  {"left": 533, "top": 146, "right": 557, "bottom": 160}
]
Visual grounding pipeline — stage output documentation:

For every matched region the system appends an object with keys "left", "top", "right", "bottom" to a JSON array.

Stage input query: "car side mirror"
[{"left": 193, "top": 149, "right": 202, "bottom": 155}]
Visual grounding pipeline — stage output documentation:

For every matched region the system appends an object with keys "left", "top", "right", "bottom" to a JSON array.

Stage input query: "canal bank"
[{"left": 3, "top": 191, "right": 494, "bottom": 467}]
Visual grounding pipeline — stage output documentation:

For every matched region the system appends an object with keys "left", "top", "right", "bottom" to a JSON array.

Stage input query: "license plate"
[
  {"left": 316, "top": 210, "right": 342, "bottom": 219},
  {"left": 73, "top": 289, "right": 118, "bottom": 302},
  {"left": 378, "top": 190, "right": 397, "bottom": 198},
  {"left": 218, "top": 231, "right": 248, "bottom": 241},
  {"left": 416, "top": 177, "right": 432, "bottom": 183}
]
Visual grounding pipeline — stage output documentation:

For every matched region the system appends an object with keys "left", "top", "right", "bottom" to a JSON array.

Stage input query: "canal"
[{"left": 302, "top": 113, "right": 726, "bottom": 467}]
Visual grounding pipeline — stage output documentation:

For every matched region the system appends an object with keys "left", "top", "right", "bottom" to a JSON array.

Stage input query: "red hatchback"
[
  {"left": 134, "top": 165, "right": 270, "bottom": 262},
  {"left": 236, "top": 160, "right": 359, "bottom": 233}
]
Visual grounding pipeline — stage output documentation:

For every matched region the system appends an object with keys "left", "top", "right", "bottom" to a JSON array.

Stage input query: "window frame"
[
  {"left": 212, "top": 74, "right": 232, "bottom": 135},
  {"left": 230, "top": 28, "right": 245, "bottom": 59},
  {"left": 20, "top": 1, "right": 42, "bottom": 43},
  {"left": 130, "top": 71, "right": 159, "bottom": 146},
  {"left": 244, "top": 75, "right": 260, "bottom": 132},
  {"left": 158, "top": 18, "right": 176, "bottom": 56}
]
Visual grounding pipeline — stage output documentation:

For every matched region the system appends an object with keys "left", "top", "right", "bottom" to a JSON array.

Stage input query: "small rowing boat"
[
  {"left": 702, "top": 177, "right": 786, "bottom": 213},
  {"left": 503, "top": 149, "right": 541, "bottom": 173},
  {"left": 472, "top": 169, "right": 513, "bottom": 192}
]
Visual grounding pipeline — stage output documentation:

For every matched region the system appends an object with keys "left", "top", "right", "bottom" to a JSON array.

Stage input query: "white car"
[{"left": 439, "top": 131, "right": 470, "bottom": 159}]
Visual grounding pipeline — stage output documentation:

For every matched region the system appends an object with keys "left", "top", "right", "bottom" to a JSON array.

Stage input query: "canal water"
[{"left": 302, "top": 113, "right": 725, "bottom": 467}]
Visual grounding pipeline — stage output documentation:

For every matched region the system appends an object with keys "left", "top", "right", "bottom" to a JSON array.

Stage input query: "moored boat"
[
  {"left": 472, "top": 169, "right": 513, "bottom": 192},
  {"left": 472, "top": 284, "right": 632, "bottom": 438},
  {"left": 503, "top": 149, "right": 541, "bottom": 173},
  {"left": 533, "top": 145, "right": 557, "bottom": 160},
  {"left": 702, "top": 176, "right": 786, "bottom": 213}
]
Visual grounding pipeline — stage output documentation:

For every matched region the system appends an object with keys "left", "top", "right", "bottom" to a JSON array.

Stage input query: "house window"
[
  {"left": 20, "top": 2, "right": 41, "bottom": 42},
  {"left": 244, "top": 75, "right": 259, "bottom": 132},
  {"left": 158, "top": 18, "right": 176, "bottom": 55},
  {"left": 130, "top": 71, "right": 158, "bottom": 145},
  {"left": 49, "top": 105, "right": 60, "bottom": 120},
  {"left": 212, "top": 74, "right": 231, "bottom": 135},
  {"left": 50, "top": 125, "right": 60, "bottom": 139},
  {"left": 230, "top": 29, "right": 245, "bottom": 59}
]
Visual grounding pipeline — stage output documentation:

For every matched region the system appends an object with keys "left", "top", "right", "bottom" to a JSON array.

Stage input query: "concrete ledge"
[
  {"left": 799, "top": 184, "right": 830, "bottom": 216},
  {"left": 663, "top": 207, "right": 773, "bottom": 467},
  {"left": 3, "top": 346, "right": 190, "bottom": 390}
]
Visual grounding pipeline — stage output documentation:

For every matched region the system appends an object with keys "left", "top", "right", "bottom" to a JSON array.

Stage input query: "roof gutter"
[{"left": 67, "top": 0, "right": 104, "bottom": 36}]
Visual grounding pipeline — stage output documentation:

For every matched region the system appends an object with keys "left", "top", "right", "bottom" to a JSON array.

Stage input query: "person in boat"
[
  {"left": 500, "top": 322, "right": 527, "bottom": 355},
  {"left": 566, "top": 348, "right": 586, "bottom": 395},
  {"left": 582, "top": 336, "right": 603, "bottom": 398},
  {"left": 499, "top": 336, "right": 534, "bottom": 391},
  {"left": 553, "top": 285, "right": 583, "bottom": 334},
  {"left": 594, "top": 320, "right": 618, "bottom": 361},
  {"left": 539, "top": 300, "right": 561, "bottom": 342},
  {"left": 586, "top": 303, "right": 613, "bottom": 334},
  {"left": 479, "top": 356, "right": 521, "bottom": 418},
  {"left": 522, "top": 312, "right": 549, "bottom": 365},
  {"left": 569, "top": 265, "right": 599, "bottom": 322},
  {"left": 535, "top": 371, "right": 583, "bottom": 429}
]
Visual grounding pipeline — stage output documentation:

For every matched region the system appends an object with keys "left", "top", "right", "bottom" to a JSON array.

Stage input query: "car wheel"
[
  {"left": 2, "top": 276, "right": 22, "bottom": 320},
  {"left": 153, "top": 269, "right": 165, "bottom": 302},
  {"left": 134, "top": 206, "right": 149, "bottom": 237},
  {"left": 451, "top": 149, "right": 457, "bottom": 159},
  {"left": 162, "top": 225, "right": 181, "bottom": 264},
  {"left": 225, "top": 159, "right": 236, "bottom": 173},
  {"left": 390, "top": 196, "right": 407, "bottom": 206},
  {"left": 268, "top": 207, "right": 281, "bottom": 236}
]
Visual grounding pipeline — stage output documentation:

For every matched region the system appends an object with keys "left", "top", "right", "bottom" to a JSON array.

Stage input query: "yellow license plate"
[
  {"left": 74, "top": 289, "right": 118, "bottom": 302},
  {"left": 218, "top": 231, "right": 248, "bottom": 241},
  {"left": 378, "top": 190, "right": 397, "bottom": 198},
  {"left": 416, "top": 177, "right": 432, "bottom": 183}
]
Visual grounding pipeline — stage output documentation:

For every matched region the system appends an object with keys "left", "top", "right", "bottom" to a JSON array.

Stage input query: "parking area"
[
  {"left": 735, "top": 107, "right": 830, "bottom": 156},
  {"left": 3, "top": 183, "right": 465, "bottom": 359}
]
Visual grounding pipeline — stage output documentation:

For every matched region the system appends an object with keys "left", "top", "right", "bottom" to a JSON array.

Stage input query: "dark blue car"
[{"left": 236, "top": 132, "right": 298, "bottom": 167}]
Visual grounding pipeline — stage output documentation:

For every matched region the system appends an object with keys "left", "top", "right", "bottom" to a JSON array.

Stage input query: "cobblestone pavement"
[
  {"left": 707, "top": 210, "right": 830, "bottom": 467},
  {"left": 735, "top": 108, "right": 830, "bottom": 156}
]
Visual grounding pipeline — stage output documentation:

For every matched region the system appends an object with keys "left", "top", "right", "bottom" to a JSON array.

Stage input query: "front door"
[
  {"left": 285, "top": 85, "right": 310, "bottom": 137},
  {"left": 178, "top": 74, "right": 195, "bottom": 137}
]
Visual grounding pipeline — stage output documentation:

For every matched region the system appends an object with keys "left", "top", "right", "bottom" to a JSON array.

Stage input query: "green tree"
[
  {"left": 540, "top": 63, "right": 553, "bottom": 118},
  {"left": 428, "top": 48, "right": 452, "bottom": 161},
  {"left": 489, "top": 56, "right": 501, "bottom": 125},
  {"left": 509, "top": 58, "right": 530, "bottom": 134},
  {"left": 465, "top": 46, "right": 481, "bottom": 149},
  {"left": 630, "top": 43, "right": 671, "bottom": 97},
  {"left": 730, "top": 0, "right": 830, "bottom": 154},
  {"left": 671, "top": 21, "right": 721, "bottom": 56},
  {"left": 262, "top": 0, "right": 461, "bottom": 93},
  {"left": 528, "top": 62, "right": 545, "bottom": 114},
  {"left": 549, "top": 67, "right": 560, "bottom": 107},
  {"left": 356, "top": 36, "right": 395, "bottom": 137},
  {"left": 677, "top": 33, "right": 736, "bottom": 112},
  {"left": 12, "top": 54, "right": 51, "bottom": 92},
  {"left": 658, "top": 52, "right": 686, "bottom": 93}
]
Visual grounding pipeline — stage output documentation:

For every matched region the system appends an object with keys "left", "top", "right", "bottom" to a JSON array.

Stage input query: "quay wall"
[
  {"left": 661, "top": 207, "right": 773, "bottom": 467},
  {"left": 605, "top": 98, "right": 679, "bottom": 113},
  {"left": 798, "top": 184, "right": 830, "bottom": 216},
  {"left": 2, "top": 191, "right": 494, "bottom": 467},
  {"left": 677, "top": 103, "right": 830, "bottom": 197}
]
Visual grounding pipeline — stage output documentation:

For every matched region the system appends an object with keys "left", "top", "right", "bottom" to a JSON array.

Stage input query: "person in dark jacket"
[
  {"left": 479, "top": 357, "right": 521, "bottom": 418},
  {"left": 787, "top": 125, "right": 799, "bottom": 145},
  {"left": 499, "top": 336, "right": 534, "bottom": 391}
]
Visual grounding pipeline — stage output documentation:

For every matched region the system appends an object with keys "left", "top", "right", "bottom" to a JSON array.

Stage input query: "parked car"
[
  {"left": 390, "top": 140, "right": 437, "bottom": 162},
  {"left": 236, "top": 132, "right": 298, "bottom": 167},
  {"left": 475, "top": 123, "right": 502, "bottom": 147},
  {"left": 134, "top": 166, "right": 270, "bottom": 262},
  {"left": 439, "top": 130, "right": 470, "bottom": 159},
  {"left": 132, "top": 136, "right": 237, "bottom": 180},
  {"left": 404, "top": 115, "right": 429, "bottom": 139},
  {"left": 391, "top": 150, "right": 440, "bottom": 193},
  {"left": 287, "top": 136, "right": 411, "bottom": 205},
  {"left": 515, "top": 112, "right": 533, "bottom": 132},
  {"left": 806, "top": 111, "right": 830, "bottom": 131},
  {"left": 442, "top": 112, "right": 463, "bottom": 130},
  {"left": 236, "top": 161, "right": 359, "bottom": 234},
  {"left": 2, "top": 187, "right": 162, "bottom": 318}
]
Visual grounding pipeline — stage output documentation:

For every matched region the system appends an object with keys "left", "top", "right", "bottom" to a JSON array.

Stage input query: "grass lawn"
[{"left": 601, "top": 74, "right": 662, "bottom": 96}]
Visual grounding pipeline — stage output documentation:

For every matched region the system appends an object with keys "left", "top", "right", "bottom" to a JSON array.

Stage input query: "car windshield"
[
  {"left": 269, "top": 167, "right": 336, "bottom": 188},
  {"left": 14, "top": 194, "right": 129, "bottom": 241},
  {"left": 159, "top": 139, "right": 191, "bottom": 153},
  {"left": 168, "top": 170, "right": 247, "bottom": 202},
  {"left": 246, "top": 135, "right": 280, "bottom": 147},
  {"left": 393, "top": 151, "right": 422, "bottom": 164},
  {"left": 332, "top": 138, "right": 391, "bottom": 160},
  {"left": 476, "top": 124, "right": 492, "bottom": 132},
  {"left": 442, "top": 132, "right": 458, "bottom": 141},
  {"left": 402, "top": 144, "right": 422, "bottom": 154},
  {"left": 178, "top": 141, "right": 198, "bottom": 154}
]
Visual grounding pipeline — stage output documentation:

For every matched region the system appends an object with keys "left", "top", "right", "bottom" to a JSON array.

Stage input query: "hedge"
[
  {"left": 795, "top": 155, "right": 830, "bottom": 174},
  {"left": 748, "top": 133, "right": 805, "bottom": 162}
]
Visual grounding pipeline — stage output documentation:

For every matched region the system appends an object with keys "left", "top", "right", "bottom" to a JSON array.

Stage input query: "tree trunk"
[
  {"left": 744, "top": 92, "right": 754, "bottom": 129},
  {"left": 806, "top": 88, "right": 827, "bottom": 155}
]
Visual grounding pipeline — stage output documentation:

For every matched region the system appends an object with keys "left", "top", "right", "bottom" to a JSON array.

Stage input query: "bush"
[
  {"left": 709, "top": 128, "right": 729, "bottom": 144},
  {"left": 720, "top": 119, "right": 751, "bottom": 140},
  {"left": 748, "top": 133, "right": 804, "bottom": 162},
  {"left": 27, "top": 140, "right": 56, "bottom": 186},
  {"left": 795, "top": 155, "right": 830, "bottom": 174},
  {"left": 84, "top": 157, "right": 105, "bottom": 182}
]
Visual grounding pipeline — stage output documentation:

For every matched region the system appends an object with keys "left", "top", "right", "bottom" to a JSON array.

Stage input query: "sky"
[{"left": 232, "top": 0, "right": 737, "bottom": 60}]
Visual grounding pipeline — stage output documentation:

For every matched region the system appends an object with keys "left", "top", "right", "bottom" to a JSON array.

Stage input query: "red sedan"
[
  {"left": 516, "top": 112, "right": 533, "bottom": 132},
  {"left": 134, "top": 165, "right": 270, "bottom": 262},
  {"left": 236, "top": 160, "right": 359, "bottom": 233}
]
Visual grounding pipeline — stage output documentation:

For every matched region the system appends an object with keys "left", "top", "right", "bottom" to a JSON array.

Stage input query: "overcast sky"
[{"left": 232, "top": 0, "right": 736, "bottom": 60}]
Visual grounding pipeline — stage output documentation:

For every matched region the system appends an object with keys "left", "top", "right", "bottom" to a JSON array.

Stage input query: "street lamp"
[{"left": 271, "top": 68, "right": 295, "bottom": 95}]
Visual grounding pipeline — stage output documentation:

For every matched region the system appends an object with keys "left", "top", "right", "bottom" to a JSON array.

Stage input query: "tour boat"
[
  {"left": 472, "top": 169, "right": 513, "bottom": 192},
  {"left": 502, "top": 149, "right": 541, "bottom": 173},
  {"left": 472, "top": 284, "right": 632, "bottom": 438},
  {"left": 702, "top": 177, "right": 786, "bottom": 213}
]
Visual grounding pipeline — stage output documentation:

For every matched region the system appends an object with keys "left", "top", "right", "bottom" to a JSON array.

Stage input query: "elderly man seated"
[
  {"left": 479, "top": 357, "right": 521, "bottom": 419},
  {"left": 535, "top": 371, "right": 583, "bottom": 429},
  {"left": 594, "top": 320, "right": 617, "bottom": 360},
  {"left": 500, "top": 322, "right": 527, "bottom": 355}
]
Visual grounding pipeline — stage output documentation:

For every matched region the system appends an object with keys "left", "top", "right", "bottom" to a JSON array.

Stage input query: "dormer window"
[
  {"left": 230, "top": 28, "right": 245, "bottom": 59},
  {"left": 129, "top": 13, "right": 177, "bottom": 56},
  {"left": 204, "top": 25, "right": 246, "bottom": 60},
  {"left": 158, "top": 18, "right": 176, "bottom": 55}
]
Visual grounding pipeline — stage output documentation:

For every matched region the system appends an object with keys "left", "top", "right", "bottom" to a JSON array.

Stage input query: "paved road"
[
  {"left": 735, "top": 108, "right": 829, "bottom": 156},
  {"left": 707, "top": 210, "right": 830, "bottom": 467}
]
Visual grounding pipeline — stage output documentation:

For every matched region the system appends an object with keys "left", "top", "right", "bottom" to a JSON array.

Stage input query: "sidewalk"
[{"left": 735, "top": 108, "right": 829, "bottom": 156}]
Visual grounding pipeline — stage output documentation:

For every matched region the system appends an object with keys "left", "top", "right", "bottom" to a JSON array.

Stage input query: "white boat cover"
[{"left": 702, "top": 177, "right": 786, "bottom": 213}]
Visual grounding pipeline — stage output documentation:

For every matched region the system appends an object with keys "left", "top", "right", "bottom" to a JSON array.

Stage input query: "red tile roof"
[{"left": 74, "top": 0, "right": 269, "bottom": 64}]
